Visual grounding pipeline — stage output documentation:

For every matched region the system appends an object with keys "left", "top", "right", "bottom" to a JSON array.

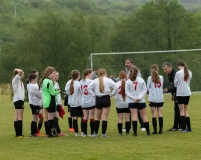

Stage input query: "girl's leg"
[
  {"left": 178, "top": 104, "right": 186, "bottom": 130},
  {"left": 101, "top": 107, "right": 110, "bottom": 136},
  {"left": 130, "top": 108, "right": 138, "bottom": 136},
  {"left": 184, "top": 105, "right": 191, "bottom": 131},
  {"left": 157, "top": 107, "right": 163, "bottom": 134},
  {"left": 117, "top": 113, "right": 123, "bottom": 135},
  {"left": 31, "top": 114, "right": 38, "bottom": 136},
  {"left": 124, "top": 112, "right": 130, "bottom": 135},
  {"left": 14, "top": 110, "right": 18, "bottom": 137},
  {"left": 44, "top": 109, "right": 48, "bottom": 135},
  {"left": 72, "top": 116, "right": 78, "bottom": 136},
  {"left": 47, "top": 112, "right": 55, "bottom": 137},
  {"left": 94, "top": 108, "right": 102, "bottom": 135},
  {"left": 82, "top": 110, "right": 89, "bottom": 136},
  {"left": 16, "top": 109, "right": 24, "bottom": 136},
  {"left": 89, "top": 108, "right": 95, "bottom": 135},
  {"left": 151, "top": 107, "right": 157, "bottom": 134},
  {"left": 68, "top": 111, "right": 73, "bottom": 131},
  {"left": 139, "top": 108, "right": 150, "bottom": 135},
  {"left": 38, "top": 109, "right": 44, "bottom": 133}
]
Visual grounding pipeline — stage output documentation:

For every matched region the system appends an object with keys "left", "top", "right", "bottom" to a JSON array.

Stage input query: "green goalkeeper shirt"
[{"left": 42, "top": 78, "right": 60, "bottom": 108}]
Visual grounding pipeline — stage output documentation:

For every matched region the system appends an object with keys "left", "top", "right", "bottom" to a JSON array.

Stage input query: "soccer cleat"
[
  {"left": 152, "top": 132, "right": 158, "bottom": 135},
  {"left": 122, "top": 128, "right": 126, "bottom": 132},
  {"left": 141, "top": 128, "right": 146, "bottom": 131},
  {"left": 17, "top": 135, "right": 25, "bottom": 139},
  {"left": 167, "top": 128, "right": 177, "bottom": 131},
  {"left": 101, "top": 134, "right": 108, "bottom": 138},
  {"left": 119, "top": 133, "right": 123, "bottom": 136},
  {"left": 51, "top": 128, "right": 58, "bottom": 137},
  {"left": 69, "top": 128, "right": 74, "bottom": 132},
  {"left": 80, "top": 132, "right": 84, "bottom": 136},
  {"left": 93, "top": 134, "right": 98, "bottom": 138},
  {"left": 180, "top": 129, "right": 187, "bottom": 132},
  {"left": 75, "top": 133, "right": 79, "bottom": 137},
  {"left": 132, "top": 134, "right": 137, "bottom": 137},
  {"left": 158, "top": 131, "right": 163, "bottom": 134},
  {"left": 186, "top": 129, "right": 192, "bottom": 132},
  {"left": 30, "top": 134, "right": 37, "bottom": 137},
  {"left": 147, "top": 132, "right": 151, "bottom": 136},
  {"left": 83, "top": 134, "right": 87, "bottom": 137},
  {"left": 58, "top": 132, "right": 69, "bottom": 136}
]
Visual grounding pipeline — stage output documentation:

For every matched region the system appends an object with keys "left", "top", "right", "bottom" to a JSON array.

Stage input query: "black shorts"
[
  {"left": 176, "top": 96, "right": 190, "bottom": 105},
  {"left": 82, "top": 106, "right": 95, "bottom": 110},
  {"left": 56, "top": 105, "right": 60, "bottom": 112},
  {"left": 128, "top": 103, "right": 146, "bottom": 110},
  {"left": 149, "top": 102, "right": 164, "bottom": 107},
  {"left": 30, "top": 104, "right": 40, "bottom": 115},
  {"left": 71, "top": 106, "right": 83, "bottom": 117},
  {"left": 14, "top": 100, "right": 24, "bottom": 109},
  {"left": 96, "top": 95, "right": 111, "bottom": 109},
  {"left": 116, "top": 108, "right": 130, "bottom": 114},
  {"left": 68, "top": 105, "right": 71, "bottom": 112},
  {"left": 46, "top": 106, "right": 56, "bottom": 113}
]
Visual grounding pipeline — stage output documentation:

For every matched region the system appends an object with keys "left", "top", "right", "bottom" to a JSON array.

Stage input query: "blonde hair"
[
  {"left": 98, "top": 68, "right": 106, "bottom": 93},
  {"left": 151, "top": 64, "right": 160, "bottom": 83},
  {"left": 119, "top": 70, "right": 127, "bottom": 101}
]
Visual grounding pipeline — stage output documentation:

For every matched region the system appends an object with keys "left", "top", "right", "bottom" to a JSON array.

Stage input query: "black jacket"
[{"left": 167, "top": 68, "right": 177, "bottom": 96}]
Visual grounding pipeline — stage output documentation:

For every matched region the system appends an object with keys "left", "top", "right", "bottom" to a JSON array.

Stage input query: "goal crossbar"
[{"left": 90, "top": 48, "right": 201, "bottom": 70}]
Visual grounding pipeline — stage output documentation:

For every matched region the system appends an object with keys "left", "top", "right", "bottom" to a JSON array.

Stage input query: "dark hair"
[
  {"left": 151, "top": 64, "right": 160, "bottom": 83},
  {"left": 12, "top": 71, "right": 18, "bottom": 80},
  {"left": 26, "top": 69, "right": 38, "bottom": 84},
  {"left": 177, "top": 60, "right": 189, "bottom": 79},
  {"left": 70, "top": 70, "right": 80, "bottom": 95},
  {"left": 126, "top": 58, "right": 134, "bottom": 64},
  {"left": 129, "top": 66, "right": 138, "bottom": 81},
  {"left": 119, "top": 70, "right": 127, "bottom": 101},
  {"left": 162, "top": 62, "right": 172, "bottom": 68},
  {"left": 82, "top": 68, "right": 92, "bottom": 80},
  {"left": 29, "top": 73, "right": 37, "bottom": 82}
]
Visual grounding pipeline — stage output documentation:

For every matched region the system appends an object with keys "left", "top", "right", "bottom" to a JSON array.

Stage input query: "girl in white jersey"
[
  {"left": 53, "top": 72, "right": 67, "bottom": 136},
  {"left": 116, "top": 71, "right": 130, "bottom": 135},
  {"left": 26, "top": 69, "right": 44, "bottom": 136},
  {"left": 147, "top": 64, "right": 164, "bottom": 134},
  {"left": 88, "top": 68, "right": 118, "bottom": 137},
  {"left": 12, "top": 68, "right": 25, "bottom": 138},
  {"left": 80, "top": 69, "right": 95, "bottom": 137},
  {"left": 27, "top": 73, "right": 42, "bottom": 137},
  {"left": 66, "top": 70, "right": 83, "bottom": 136},
  {"left": 126, "top": 66, "right": 150, "bottom": 136},
  {"left": 174, "top": 60, "right": 192, "bottom": 132}
]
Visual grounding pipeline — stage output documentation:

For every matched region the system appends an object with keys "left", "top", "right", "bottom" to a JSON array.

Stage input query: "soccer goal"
[{"left": 86, "top": 49, "right": 201, "bottom": 92}]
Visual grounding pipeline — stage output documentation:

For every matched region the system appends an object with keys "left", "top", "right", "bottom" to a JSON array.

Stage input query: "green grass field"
[{"left": 0, "top": 93, "right": 201, "bottom": 160}]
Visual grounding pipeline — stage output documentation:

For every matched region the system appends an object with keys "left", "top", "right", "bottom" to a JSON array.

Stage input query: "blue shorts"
[{"left": 128, "top": 103, "right": 146, "bottom": 110}]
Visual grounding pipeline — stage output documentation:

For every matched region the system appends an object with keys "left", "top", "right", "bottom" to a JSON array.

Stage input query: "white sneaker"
[
  {"left": 83, "top": 134, "right": 87, "bottom": 137},
  {"left": 141, "top": 128, "right": 146, "bottom": 131},
  {"left": 75, "top": 133, "right": 79, "bottom": 137},
  {"left": 93, "top": 134, "right": 98, "bottom": 138},
  {"left": 102, "top": 134, "right": 108, "bottom": 138},
  {"left": 81, "top": 132, "right": 84, "bottom": 136},
  {"left": 122, "top": 129, "right": 126, "bottom": 132}
]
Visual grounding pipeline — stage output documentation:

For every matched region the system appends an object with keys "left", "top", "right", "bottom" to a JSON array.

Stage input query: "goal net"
[{"left": 86, "top": 49, "right": 201, "bottom": 92}]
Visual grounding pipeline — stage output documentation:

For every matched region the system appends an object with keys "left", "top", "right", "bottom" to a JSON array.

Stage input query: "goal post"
[{"left": 86, "top": 49, "right": 201, "bottom": 92}]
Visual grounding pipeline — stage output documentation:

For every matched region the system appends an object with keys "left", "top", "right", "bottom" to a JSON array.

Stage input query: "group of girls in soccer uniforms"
[{"left": 11, "top": 60, "right": 192, "bottom": 138}]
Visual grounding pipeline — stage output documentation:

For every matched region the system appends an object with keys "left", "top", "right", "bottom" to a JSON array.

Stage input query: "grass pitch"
[{"left": 0, "top": 93, "right": 201, "bottom": 160}]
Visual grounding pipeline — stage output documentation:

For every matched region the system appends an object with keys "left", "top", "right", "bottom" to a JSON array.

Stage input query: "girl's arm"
[{"left": 109, "top": 79, "right": 118, "bottom": 97}]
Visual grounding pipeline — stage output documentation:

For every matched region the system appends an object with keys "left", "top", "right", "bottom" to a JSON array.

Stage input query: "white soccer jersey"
[
  {"left": 125, "top": 77, "right": 147, "bottom": 103},
  {"left": 80, "top": 79, "right": 95, "bottom": 108},
  {"left": 147, "top": 75, "right": 164, "bottom": 103},
  {"left": 174, "top": 69, "right": 192, "bottom": 96},
  {"left": 12, "top": 75, "right": 25, "bottom": 102},
  {"left": 116, "top": 80, "right": 128, "bottom": 108},
  {"left": 27, "top": 83, "right": 41, "bottom": 106},
  {"left": 65, "top": 80, "right": 82, "bottom": 107},
  {"left": 88, "top": 77, "right": 118, "bottom": 97},
  {"left": 54, "top": 82, "right": 62, "bottom": 105}
]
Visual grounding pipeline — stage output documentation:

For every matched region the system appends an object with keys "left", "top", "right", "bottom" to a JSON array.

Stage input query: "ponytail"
[
  {"left": 99, "top": 76, "right": 104, "bottom": 93},
  {"left": 121, "top": 79, "right": 126, "bottom": 101},
  {"left": 98, "top": 68, "right": 106, "bottom": 93},
  {"left": 177, "top": 60, "right": 189, "bottom": 79},
  {"left": 70, "top": 80, "right": 74, "bottom": 95}
]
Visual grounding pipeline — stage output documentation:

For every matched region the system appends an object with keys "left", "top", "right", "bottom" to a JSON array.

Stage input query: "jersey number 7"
[{"left": 133, "top": 82, "right": 138, "bottom": 90}]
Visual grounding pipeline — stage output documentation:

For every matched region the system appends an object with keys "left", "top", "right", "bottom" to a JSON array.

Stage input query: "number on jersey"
[
  {"left": 154, "top": 82, "right": 161, "bottom": 88},
  {"left": 133, "top": 82, "right": 138, "bottom": 90}
]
